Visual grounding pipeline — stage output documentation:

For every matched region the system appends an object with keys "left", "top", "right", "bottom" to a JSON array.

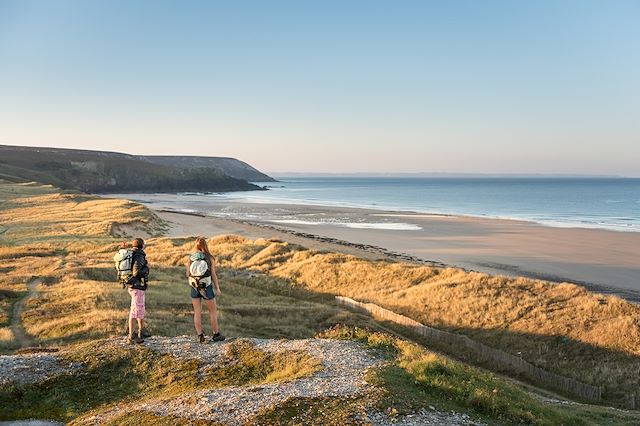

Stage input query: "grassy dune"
[
  {"left": 0, "top": 181, "right": 166, "bottom": 350},
  {"left": 2, "top": 179, "right": 640, "bottom": 423},
  {"left": 0, "top": 180, "right": 369, "bottom": 348},
  {"left": 133, "top": 235, "right": 640, "bottom": 405}
]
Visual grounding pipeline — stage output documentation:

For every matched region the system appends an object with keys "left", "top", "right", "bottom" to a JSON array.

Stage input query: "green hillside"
[
  {"left": 141, "top": 155, "right": 276, "bottom": 182},
  {"left": 0, "top": 145, "right": 263, "bottom": 193}
]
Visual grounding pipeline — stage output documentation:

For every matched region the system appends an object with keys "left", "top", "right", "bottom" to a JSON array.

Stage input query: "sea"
[{"left": 203, "top": 177, "right": 640, "bottom": 233}]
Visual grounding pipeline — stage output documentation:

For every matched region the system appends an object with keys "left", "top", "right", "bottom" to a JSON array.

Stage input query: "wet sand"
[{"left": 140, "top": 198, "right": 640, "bottom": 302}]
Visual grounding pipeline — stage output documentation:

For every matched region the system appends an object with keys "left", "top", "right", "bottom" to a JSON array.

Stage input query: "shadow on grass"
[{"left": 372, "top": 318, "right": 640, "bottom": 408}]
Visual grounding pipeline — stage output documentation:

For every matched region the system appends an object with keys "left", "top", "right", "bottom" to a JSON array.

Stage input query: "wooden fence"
[
  {"left": 627, "top": 393, "right": 640, "bottom": 410},
  {"left": 335, "top": 295, "right": 603, "bottom": 403}
]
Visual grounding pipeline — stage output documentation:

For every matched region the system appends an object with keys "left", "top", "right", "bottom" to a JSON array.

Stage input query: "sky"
[{"left": 0, "top": 1, "right": 639, "bottom": 175}]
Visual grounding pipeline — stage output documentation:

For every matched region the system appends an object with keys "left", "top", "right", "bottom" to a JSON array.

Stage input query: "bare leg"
[
  {"left": 205, "top": 298, "right": 219, "bottom": 334},
  {"left": 128, "top": 317, "right": 134, "bottom": 336},
  {"left": 137, "top": 319, "right": 144, "bottom": 337},
  {"left": 191, "top": 298, "right": 203, "bottom": 335}
]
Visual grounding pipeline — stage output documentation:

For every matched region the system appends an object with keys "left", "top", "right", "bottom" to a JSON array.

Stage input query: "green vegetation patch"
[
  {"left": 0, "top": 341, "right": 199, "bottom": 422},
  {"left": 253, "top": 396, "right": 372, "bottom": 425},
  {"left": 97, "top": 411, "right": 223, "bottom": 426},
  {"left": 321, "top": 326, "right": 640, "bottom": 426},
  {"left": 205, "top": 339, "right": 322, "bottom": 386}
]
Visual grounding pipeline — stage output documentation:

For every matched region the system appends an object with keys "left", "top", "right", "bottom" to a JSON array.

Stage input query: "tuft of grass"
[
  {"left": 204, "top": 339, "right": 321, "bottom": 386},
  {"left": 97, "top": 411, "right": 222, "bottom": 426},
  {"left": 266, "top": 350, "right": 322, "bottom": 383},
  {"left": 253, "top": 396, "right": 372, "bottom": 425},
  {"left": 0, "top": 327, "right": 19, "bottom": 351}
]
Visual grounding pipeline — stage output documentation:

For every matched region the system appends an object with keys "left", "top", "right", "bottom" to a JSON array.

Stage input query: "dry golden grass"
[
  {"left": 0, "top": 181, "right": 166, "bottom": 350},
  {"left": 142, "top": 235, "right": 640, "bottom": 403},
  {"left": 0, "top": 180, "right": 163, "bottom": 245},
  {"left": 138, "top": 235, "right": 640, "bottom": 384},
  {"left": 21, "top": 260, "right": 361, "bottom": 346},
  {"left": 0, "top": 327, "right": 18, "bottom": 351},
  {"left": 2, "top": 179, "right": 640, "bottom": 405},
  {"left": 0, "top": 190, "right": 364, "bottom": 345}
]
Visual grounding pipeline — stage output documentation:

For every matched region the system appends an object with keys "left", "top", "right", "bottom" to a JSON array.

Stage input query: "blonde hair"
[{"left": 195, "top": 236, "right": 213, "bottom": 261}]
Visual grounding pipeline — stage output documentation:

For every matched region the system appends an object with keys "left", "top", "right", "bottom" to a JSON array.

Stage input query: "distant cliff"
[
  {"left": 140, "top": 156, "right": 276, "bottom": 182},
  {"left": 0, "top": 145, "right": 265, "bottom": 193}
]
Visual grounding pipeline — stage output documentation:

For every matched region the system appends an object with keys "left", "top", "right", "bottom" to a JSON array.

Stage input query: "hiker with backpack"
[
  {"left": 114, "top": 238, "right": 150, "bottom": 344},
  {"left": 187, "top": 236, "right": 225, "bottom": 343}
]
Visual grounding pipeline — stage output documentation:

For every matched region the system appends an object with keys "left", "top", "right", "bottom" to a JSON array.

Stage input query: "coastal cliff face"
[
  {"left": 140, "top": 155, "right": 276, "bottom": 182},
  {"left": 0, "top": 145, "right": 268, "bottom": 193}
]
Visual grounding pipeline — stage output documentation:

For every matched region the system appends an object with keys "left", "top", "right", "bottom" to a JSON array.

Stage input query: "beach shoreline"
[{"left": 129, "top": 194, "right": 640, "bottom": 303}]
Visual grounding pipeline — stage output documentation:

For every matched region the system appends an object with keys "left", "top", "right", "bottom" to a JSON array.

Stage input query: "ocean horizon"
[{"left": 197, "top": 176, "right": 640, "bottom": 233}]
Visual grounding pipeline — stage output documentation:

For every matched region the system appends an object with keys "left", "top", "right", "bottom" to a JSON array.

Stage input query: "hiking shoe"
[
  {"left": 211, "top": 332, "right": 225, "bottom": 342},
  {"left": 124, "top": 328, "right": 151, "bottom": 338},
  {"left": 197, "top": 333, "right": 205, "bottom": 343},
  {"left": 127, "top": 335, "right": 144, "bottom": 344}
]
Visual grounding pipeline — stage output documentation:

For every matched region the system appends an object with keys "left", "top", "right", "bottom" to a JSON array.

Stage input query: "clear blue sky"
[{"left": 1, "top": 0, "right": 638, "bottom": 175}]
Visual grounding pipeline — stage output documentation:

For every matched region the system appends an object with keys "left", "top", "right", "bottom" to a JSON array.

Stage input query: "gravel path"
[
  {"left": 83, "top": 336, "right": 382, "bottom": 425},
  {"left": 77, "top": 336, "right": 486, "bottom": 425},
  {"left": 0, "top": 353, "right": 80, "bottom": 386},
  {"left": 364, "top": 409, "right": 485, "bottom": 425},
  {"left": 3, "top": 336, "right": 485, "bottom": 425},
  {"left": 143, "top": 337, "right": 382, "bottom": 424}
]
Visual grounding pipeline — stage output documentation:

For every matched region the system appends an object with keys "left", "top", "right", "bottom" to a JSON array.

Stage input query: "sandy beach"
[{"left": 113, "top": 192, "right": 640, "bottom": 302}]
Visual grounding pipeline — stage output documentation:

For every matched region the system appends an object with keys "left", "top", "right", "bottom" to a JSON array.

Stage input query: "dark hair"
[{"left": 132, "top": 238, "right": 145, "bottom": 248}]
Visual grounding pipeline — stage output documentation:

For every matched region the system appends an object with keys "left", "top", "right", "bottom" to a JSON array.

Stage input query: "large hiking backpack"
[
  {"left": 114, "top": 249, "right": 134, "bottom": 284},
  {"left": 189, "top": 252, "right": 212, "bottom": 289}
]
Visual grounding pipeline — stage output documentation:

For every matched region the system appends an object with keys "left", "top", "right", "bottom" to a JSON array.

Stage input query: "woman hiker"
[{"left": 186, "top": 236, "right": 225, "bottom": 343}]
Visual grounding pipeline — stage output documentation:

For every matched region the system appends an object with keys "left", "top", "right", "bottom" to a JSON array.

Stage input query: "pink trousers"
[{"left": 128, "top": 288, "right": 145, "bottom": 319}]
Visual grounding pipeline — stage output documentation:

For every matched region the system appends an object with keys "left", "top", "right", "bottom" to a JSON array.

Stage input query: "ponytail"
[{"left": 195, "top": 236, "right": 213, "bottom": 263}]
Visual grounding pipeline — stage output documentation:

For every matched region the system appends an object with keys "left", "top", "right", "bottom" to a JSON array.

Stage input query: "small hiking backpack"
[
  {"left": 114, "top": 248, "right": 134, "bottom": 283},
  {"left": 189, "top": 252, "right": 212, "bottom": 289}
]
